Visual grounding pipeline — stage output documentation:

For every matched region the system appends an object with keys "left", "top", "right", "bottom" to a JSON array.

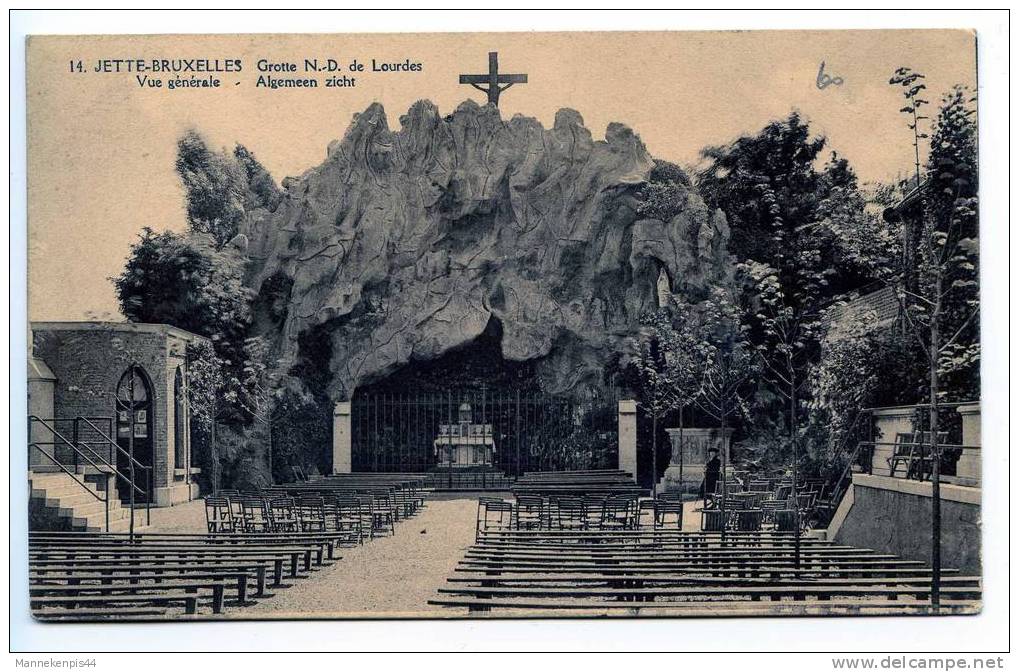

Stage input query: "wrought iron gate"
[{"left": 351, "top": 390, "right": 618, "bottom": 476}]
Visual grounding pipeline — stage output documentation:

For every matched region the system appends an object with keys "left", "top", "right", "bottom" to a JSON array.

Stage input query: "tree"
[
  {"left": 175, "top": 132, "right": 280, "bottom": 248},
  {"left": 186, "top": 339, "right": 226, "bottom": 492},
  {"left": 889, "top": 67, "right": 931, "bottom": 189},
  {"left": 113, "top": 228, "right": 255, "bottom": 417},
  {"left": 629, "top": 308, "right": 684, "bottom": 495},
  {"left": 176, "top": 131, "right": 247, "bottom": 248},
  {"left": 627, "top": 294, "right": 706, "bottom": 496},
  {"left": 697, "top": 112, "right": 885, "bottom": 302},
  {"left": 636, "top": 160, "right": 693, "bottom": 222},
  {"left": 694, "top": 286, "right": 757, "bottom": 542},
  {"left": 888, "top": 75, "right": 979, "bottom": 610}
]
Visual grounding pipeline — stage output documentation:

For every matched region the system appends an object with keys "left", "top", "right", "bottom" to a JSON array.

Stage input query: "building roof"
[
  {"left": 30, "top": 321, "right": 209, "bottom": 344},
  {"left": 882, "top": 178, "right": 929, "bottom": 222}
]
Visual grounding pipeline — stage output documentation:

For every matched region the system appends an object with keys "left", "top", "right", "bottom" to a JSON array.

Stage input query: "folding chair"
[
  {"left": 241, "top": 497, "right": 272, "bottom": 533},
  {"left": 652, "top": 492, "right": 684, "bottom": 530},
  {"left": 700, "top": 508, "right": 726, "bottom": 532},
  {"left": 556, "top": 497, "right": 587, "bottom": 530},
  {"left": 269, "top": 497, "right": 299, "bottom": 532},
  {"left": 476, "top": 498, "right": 514, "bottom": 538},
  {"left": 372, "top": 492, "right": 396, "bottom": 536},
  {"left": 332, "top": 493, "right": 364, "bottom": 543},
  {"left": 514, "top": 495, "right": 545, "bottom": 530},
  {"left": 296, "top": 495, "right": 327, "bottom": 533},
  {"left": 732, "top": 509, "right": 764, "bottom": 532},
  {"left": 204, "top": 496, "right": 234, "bottom": 533},
  {"left": 599, "top": 496, "right": 632, "bottom": 530}
]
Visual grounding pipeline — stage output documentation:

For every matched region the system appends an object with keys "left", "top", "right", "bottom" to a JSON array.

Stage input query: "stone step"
[
  {"left": 72, "top": 508, "right": 131, "bottom": 530},
  {"left": 29, "top": 474, "right": 101, "bottom": 493},
  {"left": 43, "top": 489, "right": 110, "bottom": 508},
  {"left": 86, "top": 513, "right": 150, "bottom": 534},
  {"left": 58, "top": 499, "right": 126, "bottom": 518}
]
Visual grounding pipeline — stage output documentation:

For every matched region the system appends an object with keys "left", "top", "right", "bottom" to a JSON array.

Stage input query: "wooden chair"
[
  {"left": 296, "top": 495, "right": 327, "bottom": 533},
  {"left": 599, "top": 497, "right": 632, "bottom": 530},
  {"left": 652, "top": 492, "right": 684, "bottom": 530},
  {"left": 372, "top": 492, "right": 396, "bottom": 536},
  {"left": 268, "top": 497, "right": 299, "bottom": 533},
  {"left": 700, "top": 508, "right": 725, "bottom": 532},
  {"left": 760, "top": 499, "right": 787, "bottom": 527},
  {"left": 887, "top": 433, "right": 919, "bottom": 478},
  {"left": 355, "top": 495, "right": 378, "bottom": 539},
  {"left": 514, "top": 495, "right": 545, "bottom": 530},
  {"left": 332, "top": 493, "right": 364, "bottom": 543},
  {"left": 204, "top": 496, "right": 234, "bottom": 533},
  {"left": 477, "top": 498, "right": 514, "bottom": 537},
  {"left": 636, "top": 498, "right": 656, "bottom": 529},
  {"left": 556, "top": 497, "right": 588, "bottom": 530},
  {"left": 240, "top": 497, "right": 272, "bottom": 533},
  {"left": 774, "top": 509, "right": 800, "bottom": 533},
  {"left": 732, "top": 509, "right": 764, "bottom": 532}
]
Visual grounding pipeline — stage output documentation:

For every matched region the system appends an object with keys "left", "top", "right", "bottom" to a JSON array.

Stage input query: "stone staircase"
[{"left": 29, "top": 471, "right": 146, "bottom": 533}]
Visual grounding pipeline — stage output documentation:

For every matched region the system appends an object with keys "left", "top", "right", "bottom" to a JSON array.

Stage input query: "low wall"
[{"left": 831, "top": 474, "right": 981, "bottom": 574}]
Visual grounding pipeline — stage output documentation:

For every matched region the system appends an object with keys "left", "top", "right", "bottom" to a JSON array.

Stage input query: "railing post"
[{"left": 72, "top": 419, "right": 79, "bottom": 473}]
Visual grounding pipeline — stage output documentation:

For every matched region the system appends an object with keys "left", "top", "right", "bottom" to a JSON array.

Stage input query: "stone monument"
[{"left": 660, "top": 427, "right": 733, "bottom": 494}]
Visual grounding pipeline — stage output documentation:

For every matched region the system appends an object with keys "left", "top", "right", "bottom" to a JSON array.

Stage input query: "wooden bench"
[
  {"left": 431, "top": 527, "right": 980, "bottom": 615},
  {"left": 31, "top": 567, "right": 261, "bottom": 603},
  {"left": 427, "top": 595, "right": 980, "bottom": 615},
  {"left": 30, "top": 579, "right": 226, "bottom": 614},
  {"left": 31, "top": 592, "right": 202, "bottom": 618}
]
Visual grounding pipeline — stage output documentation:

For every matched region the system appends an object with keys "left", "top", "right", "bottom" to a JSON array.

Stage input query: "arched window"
[{"left": 173, "top": 367, "right": 186, "bottom": 470}]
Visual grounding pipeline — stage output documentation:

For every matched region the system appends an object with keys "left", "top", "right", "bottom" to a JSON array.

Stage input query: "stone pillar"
[
  {"left": 332, "top": 401, "right": 352, "bottom": 474},
  {"left": 955, "top": 403, "right": 981, "bottom": 487},
  {"left": 661, "top": 427, "right": 733, "bottom": 493},
  {"left": 27, "top": 356, "right": 56, "bottom": 469},
  {"left": 617, "top": 400, "right": 638, "bottom": 482}
]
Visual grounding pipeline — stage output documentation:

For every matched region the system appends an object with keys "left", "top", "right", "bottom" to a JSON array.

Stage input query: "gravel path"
[{"left": 245, "top": 495, "right": 479, "bottom": 618}]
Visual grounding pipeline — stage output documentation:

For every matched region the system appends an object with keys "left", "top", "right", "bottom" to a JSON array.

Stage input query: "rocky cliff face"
[{"left": 236, "top": 99, "right": 731, "bottom": 399}]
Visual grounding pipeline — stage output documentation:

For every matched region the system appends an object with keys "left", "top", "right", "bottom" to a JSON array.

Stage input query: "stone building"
[{"left": 30, "top": 322, "right": 206, "bottom": 507}]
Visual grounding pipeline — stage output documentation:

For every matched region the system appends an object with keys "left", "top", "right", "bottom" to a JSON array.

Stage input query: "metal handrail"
[
  {"left": 75, "top": 416, "right": 152, "bottom": 527},
  {"left": 76, "top": 416, "right": 151, "bottom": 474},
  {"left": 859, "top": 441, "right": 979, "bottom": 449},
  {"left": 860, "top": 400, "right": 979, "bottom": 412},
  {"left": 28, "top": 417, "right": 110, "bottom": 533},
  {"left": 29, "top": 416, "right": 117, "bottom": 479},
  {"left": 29, "top": 415, "right": 151, "bottom": 532}
]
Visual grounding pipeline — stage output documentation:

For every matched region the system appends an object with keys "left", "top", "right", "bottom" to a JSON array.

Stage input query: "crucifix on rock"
[{"left": 459, "top": 52, "right": 527, "bottom": 107}]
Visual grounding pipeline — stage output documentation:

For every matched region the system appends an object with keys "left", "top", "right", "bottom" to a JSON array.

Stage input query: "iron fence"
[{"left": 351, "top": 389, "right": 619, "bottom": 476}]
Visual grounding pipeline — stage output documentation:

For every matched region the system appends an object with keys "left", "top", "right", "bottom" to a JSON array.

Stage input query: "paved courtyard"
[
  {"left": 145, "top": 493, "right": 706, "bottom": 617},
  {"left": 148, "top": 495, "right": 480, "bottom": 617}
]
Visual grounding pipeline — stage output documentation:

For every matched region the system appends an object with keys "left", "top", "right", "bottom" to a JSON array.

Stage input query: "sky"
[{"left": 26, "top": 29, "right": 977, "bottom": 321}]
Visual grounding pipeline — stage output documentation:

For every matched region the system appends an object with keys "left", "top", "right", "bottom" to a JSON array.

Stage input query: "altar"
[{"left": 434, "top": 403, "right": 496, "bottom": 468}]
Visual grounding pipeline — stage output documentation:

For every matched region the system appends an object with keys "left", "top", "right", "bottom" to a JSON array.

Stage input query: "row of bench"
[
  {"left": 32, "top": 475, "right": 432, "bottom": 621},
  {"left": 510, "top": 470, "right": 645, "bottom": 498},
  {"left": 28, "top": 531, "right": 350, "bottom": 621},
  {"left": 429, "top": 528, "right": 981, "bottom": 615}
]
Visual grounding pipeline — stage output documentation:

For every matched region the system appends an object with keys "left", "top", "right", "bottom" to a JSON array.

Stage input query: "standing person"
[{"left": 700, "top": 448, "right": 721, "bottom": 508}]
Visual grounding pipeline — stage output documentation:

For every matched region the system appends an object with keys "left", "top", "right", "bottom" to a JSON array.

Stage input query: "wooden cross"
[{"left": 459, "top": 52, "right": 527, "bottom": 107}]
